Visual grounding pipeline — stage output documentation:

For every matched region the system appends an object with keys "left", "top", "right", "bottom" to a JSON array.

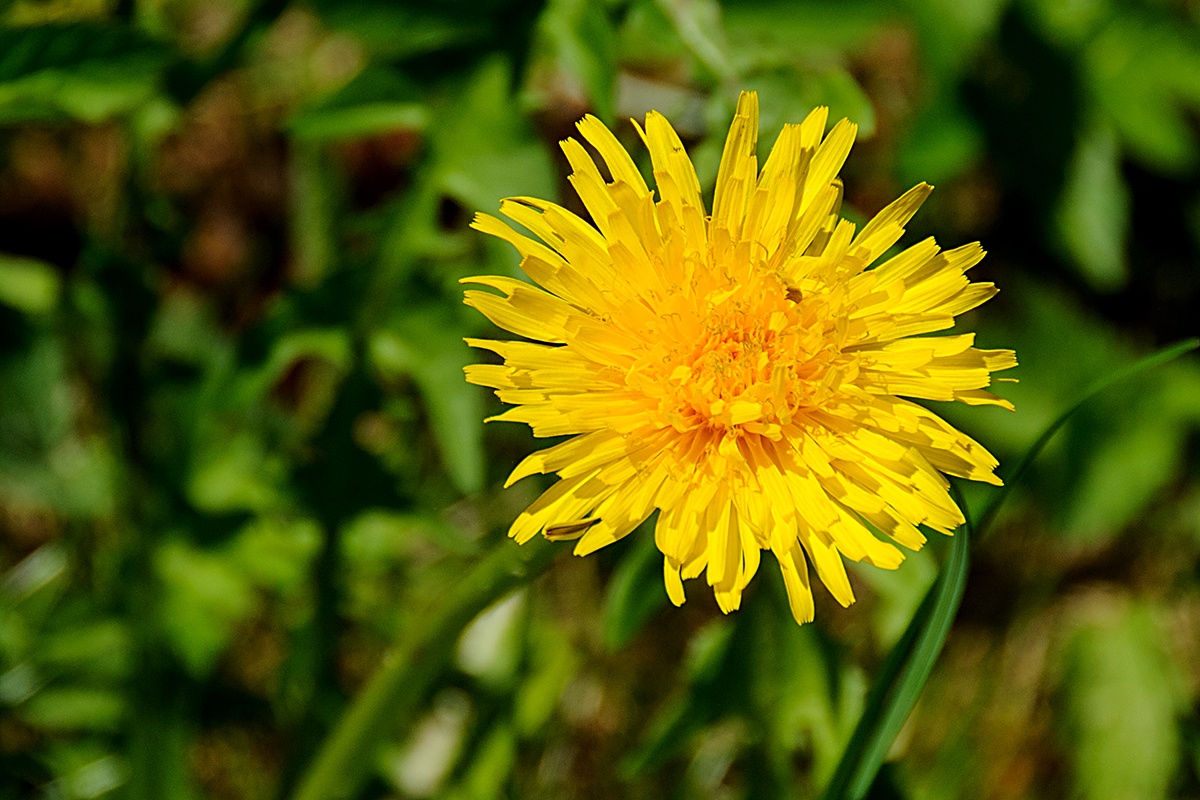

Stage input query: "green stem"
[
  {"left": 820, "top": 337, "right": 1199, "bottom": 800},
  {"left": 820, "top": 501, "right": 971, "bottom": 800},
  {"left": 974, "top": 337, "right": 1200, "bottom": 537},
  {"left": 290, "top": 535, "right": 557, "bottom": 800}
]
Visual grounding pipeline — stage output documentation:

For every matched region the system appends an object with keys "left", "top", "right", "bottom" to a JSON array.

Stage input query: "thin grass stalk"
[{"left": 821, "top": 337, "right": 1199, "bottom": 800}]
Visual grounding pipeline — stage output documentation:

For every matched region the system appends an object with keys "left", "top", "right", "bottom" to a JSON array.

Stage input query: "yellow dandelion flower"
[{"left": 462, "top": 92, "right": 1015, "bottom": 625}]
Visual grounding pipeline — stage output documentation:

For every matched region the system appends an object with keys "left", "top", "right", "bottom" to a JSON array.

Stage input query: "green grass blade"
[
  {"left": 974, "top": 337, "right": 1200, "bottom": 536},
  {"left": 820, "top": 494, "right": 971, "bottom": 800},
  {"left": 821, "top": 337, "right": 1198, "bottom": 800}
]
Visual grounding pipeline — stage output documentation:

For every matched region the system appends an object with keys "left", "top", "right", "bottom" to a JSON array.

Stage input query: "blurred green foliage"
[{"left": 0, "top": 0, "right": 1198, "bottom": 799}]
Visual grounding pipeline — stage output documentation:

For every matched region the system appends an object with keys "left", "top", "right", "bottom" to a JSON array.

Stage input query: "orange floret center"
[{"left": 626, "top": 266, "right": 854, "bottom": 444}]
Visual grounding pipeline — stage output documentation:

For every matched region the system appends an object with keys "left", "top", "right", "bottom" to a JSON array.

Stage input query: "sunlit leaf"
[
  {"left": 56, "top": 755, "right": 127, "bottom": 800},
  {"left": 456, "top": 590, "right": 525, "bottom": 687},
  {"left": 187, "top": 431, "right": 286, "bottom": 513},
  {"left": 653, "top": 0, "right": 736, "bottom": 84},
  {"left": 1062, "top": 602, "right": 1183, "bottom": 800},
  {"left": 0, "top": 253, "right": 60, "bottom": 314},
  {"left": 526, "top": 0, "right": 617, "bottom": 121},
  {"left": 444, "top": 722, "right": 518, "bottom": 800},
  {"left": 1054, "top": 121, "right": 1130, "bottom": 291},
  {"left": 433, "top": 57, "right": 556, "bottom": 214},
  {"left": 155, "top": 538, "right": 256, "bottom": 676},
  {"left": 19, "top": 686, "right": 124, "bottom": 732},
  {"left": 1086, "top": 15, "right": 1200, "bottom": 172},
  {"left": 228, "top": 517, "right": 323, "bottom": 595}
]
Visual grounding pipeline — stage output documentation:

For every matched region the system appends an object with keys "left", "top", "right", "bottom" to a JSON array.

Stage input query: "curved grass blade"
[
  {"left": 820, "top": 337, "right": 1199, "bottom": 800},
  {"left": 974, "top": 337, "right": 1199, "bottom": 537},
  {"left": 820, "top": 488, "right": 972, "bottom": 800}
]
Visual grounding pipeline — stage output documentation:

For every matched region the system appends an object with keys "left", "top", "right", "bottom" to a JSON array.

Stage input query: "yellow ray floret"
[{"left": 462, "top": 91, "right": 1016, "bottom": 625}]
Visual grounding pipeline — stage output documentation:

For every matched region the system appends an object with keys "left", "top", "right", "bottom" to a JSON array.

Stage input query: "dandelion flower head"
[{"left": 463, "top": 92, "right": 1015, "bottom": 624}]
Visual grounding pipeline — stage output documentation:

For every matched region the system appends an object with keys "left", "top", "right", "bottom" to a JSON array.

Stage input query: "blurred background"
[{"left": 1, "top": 0, "right": 1199, "bottom": 798}]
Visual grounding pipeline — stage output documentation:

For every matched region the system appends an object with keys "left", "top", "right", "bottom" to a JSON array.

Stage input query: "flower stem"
[{"left": 821, "top": 337, "right": 1199, "bottom": 800}]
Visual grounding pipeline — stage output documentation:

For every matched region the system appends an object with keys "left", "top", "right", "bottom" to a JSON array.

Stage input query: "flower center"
[{"left": 629, "top": 269, "right": 849, "bottom": 440}]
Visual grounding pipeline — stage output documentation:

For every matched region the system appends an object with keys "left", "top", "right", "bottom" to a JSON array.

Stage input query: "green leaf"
[
  {"left": 1063, "top": 603, "right": 1182, "bottom": 800},
  {"left": 288, "top": 67, "right": 428, "bottom": 143},
  {"left": 289, "top": 143, "right": 339, "bottom": 287},
  {"left": 819, "top": 500, "right": 972, "bottom": 800},
  {"left": 0, "top": 24, "right": 168, "bottom": 122},
  {"left": 155, "top": 538, "right": 256, "bottom": 676},
  {"left": 1026, "top": 0, "right": 1112, "bottom": 46},
  {"left": 526, "top": 0, "right": 618, "bottom": 121},
  {"left": 1063, "top": 396, "right": 1185, "bottom": 538},
  {"left": 1085, "top": 15, "right": 1200, "bottom": 173},
  {"left": 1055, "top": 121, "right": 1130, "bottom": 291},
  {"left": 0, "top": 335, "right": 72, "bottom": 457},
  {"left": 617, "top": 0, "right": 691, "bottom": 71},
  {"left": 227, "top": 517, "right": 323, "bottom": 595},
  {"left": 0, "top": 336, "right": 116, "bottom": 518},
  {"left": 433, "top": 57, "right": 556, "bottom": 214},
  {"left": 602, "top": 525, "right": 668, "bottom": 650},
  {"left": 0, "top": 253, "right": 60, "bottom": 314},
  {"left": 20, "top": 686, "right": 125, "bottom": 732},
  {"left": 822, "top": 338, "right": 1200, "bottom": 800},
  {"left": 35, "top": 620, "right": 132, "bottom": 681},
  {"left": 0, "top": 542, "right": 67, "bottom": 604},
  {"left": 896, "top": 100, "right": 983, "bottom": 185},
  {"left": 187, "top": 431, "right": 286, "bottom": 513},
  {"left": 445, "top": 722, "right": 518, "bottom": 800},
  {"left": 370, "top": 307, "right": 484, "bottom": 495},
  {"left": 514, "top": 621, "right": 578, "bottom": 735},
  {"left": 722, "top": 0, "right": 890, "bottom": 72},
  {"left": 290, "top": 537, "right": 557, "bottom": 800},
  {"left": 746, "top": 68, "right": 877, "bottom": 140},
  {"left": 899, "top": 0, "right": 1008, "bottom": 76},
  {"left": 144, "top": 290, "right": 229, "bottom": 371},
  {"left": 0, "top": 662, "right": 43, "bottom": 706},
  {"left": 341, "top": 509, "right": 478, "bottom": 561},
  {"left": 653, "top": 0, "right": 737, "bottom": 84}
]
